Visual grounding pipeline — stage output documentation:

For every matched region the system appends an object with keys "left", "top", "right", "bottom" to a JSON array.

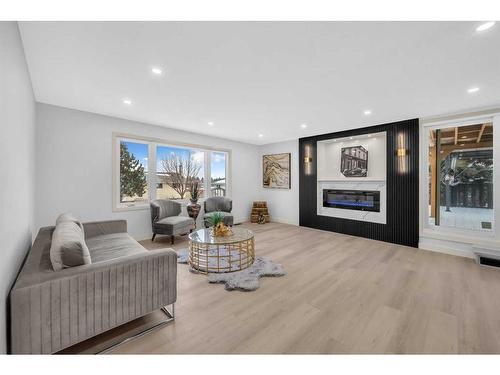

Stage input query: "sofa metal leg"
[
  {"left": 171, "top": 235, "right": 174, "bottom": 245},
  {"left": 151, "top": 233, "right": 156, "bottom": 241},
  {"left": 98, "top": 303, "right": 175, "bottom": 354}
]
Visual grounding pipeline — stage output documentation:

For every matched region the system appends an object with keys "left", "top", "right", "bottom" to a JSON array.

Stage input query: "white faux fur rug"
[{"left": 176, "top": 248, "right": 285, "bottom": 291}]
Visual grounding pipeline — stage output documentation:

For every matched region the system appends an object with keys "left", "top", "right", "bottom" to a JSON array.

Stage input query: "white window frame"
[
  {"left": 112, "top": 133, "right": 232, "bottom": 212},
  {"left": 419, "top": 111, "right": 500, "bottom": 243}
]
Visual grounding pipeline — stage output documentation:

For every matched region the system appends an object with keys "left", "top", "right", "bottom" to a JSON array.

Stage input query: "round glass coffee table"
[{"left": 188, "top": 227, "right": 255, "bottom": 274}]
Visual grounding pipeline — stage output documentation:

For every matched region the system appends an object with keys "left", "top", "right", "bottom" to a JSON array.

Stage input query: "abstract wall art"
[{"left": 263, "top": 153, "right": 291, "bottom": 189}]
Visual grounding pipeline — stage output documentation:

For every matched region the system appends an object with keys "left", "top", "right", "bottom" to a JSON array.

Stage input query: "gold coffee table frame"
[{"left": 188, "top": 228, "right": 255, "bottom": 274}]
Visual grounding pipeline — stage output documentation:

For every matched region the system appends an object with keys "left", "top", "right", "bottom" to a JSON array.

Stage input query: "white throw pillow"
[
  {"left": 50, "top": 220, "right": 91, "bottom": 271},
  {"left": 56, "top": 212, "right": 84, "bottom": 230}
]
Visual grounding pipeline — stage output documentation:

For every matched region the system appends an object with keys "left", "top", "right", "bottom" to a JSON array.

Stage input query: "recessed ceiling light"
[
  {"left": 258, "top": 134, "right": 263, "bottom": 138},
  {"left": 122, "top": 98, "right": 132, "bottom": 105},
  {"left": 349, "top": 137, "right": 353, "bottom": 140},
  {"left": 151, "top": 67, "right": 163, "bottom": 75},
  {"left": 300, "top": 124, "right": 308, "bottom": 129},
  {"left": 468, "top": 87, "right": 480, "bottom": 94},
  {"left": 208, "top": 121, "right": 214, "bottom": 127},
  {"left": 476, "top": 21, "right": 496, "bottom": 32},
  {"left": 363, "top": 110, "right": 372, "bottom": 115}
]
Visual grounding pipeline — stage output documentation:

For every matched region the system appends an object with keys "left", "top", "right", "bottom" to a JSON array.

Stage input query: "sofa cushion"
[
  {"left": 86, "top": 232, "right": 147, "bottom": 263},
  {"left": 155, "top": 216, "right": 194, "bottom": 230},
  {"left": 50, "top": 221, "right": 91, "bottom": 271}
]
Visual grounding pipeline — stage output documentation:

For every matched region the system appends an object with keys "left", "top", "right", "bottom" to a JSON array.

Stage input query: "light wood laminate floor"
[{"left": 106, "top": 222, "right": 500, "bottom": 354}]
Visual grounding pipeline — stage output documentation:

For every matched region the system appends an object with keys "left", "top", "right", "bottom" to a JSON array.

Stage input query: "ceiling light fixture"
[
  {"left": 208, "top": 121, "right": 214, "bottom": 127},
  {"left": 151, "top": 67, "right": 163, "bottom": 75},
  {"left": 468, "top": 87, "right": 480, "bottom": 94},
  {"left": 363, "top": 110, "right": 372, "bottom": 115},
  {"left": 300, "top": 124, "right": 308, "bottom": 129},
  {"left": 122, "top": 98, "right": 132, "bottom": 105},
  {"left": 258, "top": 134, "right": 263, "bottom": 138},
  {"left": 476, "top": 21, "right": 496, "bottom": 32}
]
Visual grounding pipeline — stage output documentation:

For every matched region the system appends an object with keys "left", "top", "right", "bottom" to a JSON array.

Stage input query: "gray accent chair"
[
  {"left": 150, "top": 199, "right": 195, "bottom": 244},
  {"left": 10, "top": 220, "right": 177, "bottom": 354},
  {"left": 203, "top": 197, "right": 234, "bottom": 228}
]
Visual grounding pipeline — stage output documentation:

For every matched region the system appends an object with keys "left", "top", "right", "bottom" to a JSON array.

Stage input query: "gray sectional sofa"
[{"left": 10, "top": 219, "right": 177, "bottom": 354}]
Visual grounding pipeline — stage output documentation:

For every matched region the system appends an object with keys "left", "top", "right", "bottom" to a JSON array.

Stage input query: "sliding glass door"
[{"left": 428, "top": 122, "right": 494, "bottom": 232}]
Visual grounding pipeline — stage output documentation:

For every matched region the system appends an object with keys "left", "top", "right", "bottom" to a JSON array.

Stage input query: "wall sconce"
[
  {"left": 396, "top": 133, "right": 408, "bottom": 174},
  {"left": 304, "top": 144, "right": 313, "bottom": 176}
]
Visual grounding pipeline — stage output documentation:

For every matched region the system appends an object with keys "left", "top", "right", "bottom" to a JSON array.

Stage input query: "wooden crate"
[{"left": 251, "top": 201, "right": 270, "bottom": 223}]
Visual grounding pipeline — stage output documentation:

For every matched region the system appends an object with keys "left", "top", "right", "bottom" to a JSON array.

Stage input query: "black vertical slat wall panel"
[{"left": 299, "top": 118, "right": 419, "bottom": 248}]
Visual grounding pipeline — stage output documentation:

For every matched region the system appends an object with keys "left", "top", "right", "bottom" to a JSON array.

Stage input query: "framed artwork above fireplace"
[{"left": 341, "top": 145, "right": 368, "bottom": 177}]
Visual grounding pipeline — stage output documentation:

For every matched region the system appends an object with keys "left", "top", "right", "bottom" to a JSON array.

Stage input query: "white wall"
[
  {"left": 0, "top": 22, "right": 36, "bottom": 354},
  {"left": 35, "top": 104, "right": 261, "bottom": 239},
  {"left": 258, "top": 140, "right": 299, "bottom": 225}
]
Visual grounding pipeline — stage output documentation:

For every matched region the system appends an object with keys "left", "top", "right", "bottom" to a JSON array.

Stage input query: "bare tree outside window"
[{"left": 160, "top": 155, "right": 202, "bottom": 199}]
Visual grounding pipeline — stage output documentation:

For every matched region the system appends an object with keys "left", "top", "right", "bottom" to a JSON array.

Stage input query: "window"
[
  {"left": 114, "top": 134, "right": 230, "bottom": 210},
  {"left": 211, "top": 151, "right": 227, "bottom": 197},
  {"left": 427, "top": 121, "right": 494, "bottom": 232}
]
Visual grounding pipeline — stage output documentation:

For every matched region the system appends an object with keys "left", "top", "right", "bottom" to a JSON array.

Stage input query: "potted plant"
[
  {"left": 207, "top": 211, "right": 232, "bottom": 237},
  {"left": 189, "top": 181, "right": 200, "bottom": 204}
]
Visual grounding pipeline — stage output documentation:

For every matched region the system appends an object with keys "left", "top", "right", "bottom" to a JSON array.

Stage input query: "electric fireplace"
[{"left": 322, "top": 189, "right": 380, "bottom": 212}]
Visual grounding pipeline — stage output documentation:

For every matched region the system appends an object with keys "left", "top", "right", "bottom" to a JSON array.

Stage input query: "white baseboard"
[
  {"left": 269, "top": 217, "right": 299, "bottom": 226},
  {"left": 419, "top": 237, "right": 475, "bottom": 259}
]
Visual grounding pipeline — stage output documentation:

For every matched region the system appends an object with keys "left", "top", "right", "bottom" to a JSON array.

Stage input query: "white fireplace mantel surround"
[
  {"left": 317, "top": 180, "right": 387, "bottom": 224},
  {"left": 316, "top": 131, "right": 387, "bottom": 225}
]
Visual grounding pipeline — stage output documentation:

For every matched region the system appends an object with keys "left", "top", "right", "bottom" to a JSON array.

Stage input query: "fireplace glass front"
[{"left": 323, "top": 189, "right": 380, "bottom": 212}]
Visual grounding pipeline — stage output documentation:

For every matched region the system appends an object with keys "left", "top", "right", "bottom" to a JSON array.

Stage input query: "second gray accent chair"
[
  {"left": 150, "top": 199, "right": 195, "bottom": 244},
  {"left": 203, "top": 197, "right": 234, "bottom": 228}
]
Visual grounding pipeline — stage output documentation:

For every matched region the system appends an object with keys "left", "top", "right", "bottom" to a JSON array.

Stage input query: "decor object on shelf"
[
  {"left": 341, "top": 145, "right": 368, "bottom": 177},
  {"left": 150, "top": 199, "right": 195, "bottom": 244},
  {"left": 187, "top": 227, "right": 255, "bottom": 274},
  {"left": 263, "top": 153, "right": 291, "bottom": 189},
  {"left": 203, "top": 196, "right": 233, "bottom": 227},
  {"left": 177, "top": 248, "right": 285, "bottom": 291},
  {"left": 251, "top": 201, "right": 270, "bottom": 223},
  {"left": 10, "top": 218, "right": 177, "bottom": 354}
]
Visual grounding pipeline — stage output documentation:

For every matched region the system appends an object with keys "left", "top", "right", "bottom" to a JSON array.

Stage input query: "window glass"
[
  {"left": 156, "top": 145, "right": 205, "bottom": 200},
  {"left": 211, "top": 151, "right": 227, "bottom": 197},
  {"left": 119, "top": 141, "right": 148, "bottom": 206},
  {"left": 428, "top": 122, "right": 493, "bottom": 231}
]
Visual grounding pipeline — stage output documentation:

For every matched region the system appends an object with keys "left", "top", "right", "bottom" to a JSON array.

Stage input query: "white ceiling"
[{"left": 18, "top": 21, "right": 500, "bottom": 145}]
